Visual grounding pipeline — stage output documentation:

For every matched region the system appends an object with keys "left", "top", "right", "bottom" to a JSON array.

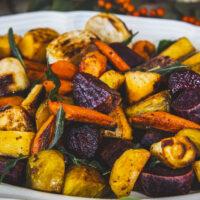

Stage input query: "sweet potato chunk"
[
  {"left": 109, "top": 149, "right": 150, "bottom": 198},
  {"left": 0, "top": 96, "right": 24, "bottom": 108}
]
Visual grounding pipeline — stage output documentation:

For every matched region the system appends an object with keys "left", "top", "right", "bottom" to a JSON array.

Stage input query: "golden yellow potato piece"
[
  {"left": 193, "top": 160, "right": 200, "bottom": 182},
  {"left": 182, "top": 52, "right": 200, "bottom": 65},
  {"left": 27, "top": 150, "right": 65, "bottom": 193}
]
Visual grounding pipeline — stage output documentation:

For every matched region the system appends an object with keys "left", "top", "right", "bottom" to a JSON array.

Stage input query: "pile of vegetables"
[{"left": 0, "top": 12, "right": 200, "bottom": 199}]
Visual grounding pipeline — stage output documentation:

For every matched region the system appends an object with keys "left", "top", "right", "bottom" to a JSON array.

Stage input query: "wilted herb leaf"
[
  {"left": 156, "top": 39, "right": 175, "bottom": 55},
  {"left": 122, "top": 32, "right": 139, "bottom": 46}
]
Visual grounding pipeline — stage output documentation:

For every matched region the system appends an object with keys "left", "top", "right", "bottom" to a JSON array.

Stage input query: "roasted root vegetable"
[
  {"left": 99, "top": 70, "right": 125, "bottom": 90},
  {"left": 21, "top": 84, "right": 45, "bottom": 117},
  {"left": 150, "top": 136, "right": 196, "bottom": 169},
  {"left": 132, "top": 40, "right": 155, "bottom": 60},
  {"left": 0, "top": 34, "right": 21, "bottom": 58},
  {"left": 182, "top": 52, "right": 200, "bottom": 65},
  {"left": 27, "top": 69, "right": 44, "bottom": 84},
  {"left": 192, "top": 160, "right": 200, "bottom": 182},
  {"left": 103, "top": 106, "right": 133, "bottom": 140},
  {"left": 0, "top": 106, "right": 34, "bottom": 132},
  {"left": 27, "top": 150, "right": 65, "bottom": 193},
  {"left": 189, "top": 63, "right": 200, "bottom": 75},
  {"left": 0, "top": 57, "right": 29, "bottom": 97},
  {"left": 0, "top": 96, "right": 24, "bottom": 108},
  {"left": 160, "top": 37, "right": 195, "bottom": 60},
  {"left": 126, "top": 90, "right": 171, "bottom": 117},
  {"left": 79, "top": 50, "right": 107, "bottom": 78},
  {"left": 125, "top": 71, "right": 161, "bottom": 104},
  {"left": 109, "top": 149, "right": 150, "bottom": 198},
  {"left": 129, "top": 111, "right": 200, "bottom": 133},
  {"left": 48, "top": 101, "right": 116, "bottom": 128},
  {"left": 0, "top": 131, "right": 35, "bottom": 158},
  {"left": 31, "top": 115, "right": 55, "bottom": 155},
  {"left": 19, "top": 28, "right": 59, "bottom": 62},
  {"left": 62, "top": 165, "right": 107, "bottom": 198},
  {"left": 176, "top": 128, "right": 200, "bottom": 156},
  {"left": 24, "top": 59, "right": 46, "bottom": 72},
  {"left": 85, "top": 13, "right": 131, "bottom": 43}
]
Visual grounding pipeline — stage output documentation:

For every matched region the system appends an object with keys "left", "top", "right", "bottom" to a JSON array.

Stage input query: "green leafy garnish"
[
  {"left": 120, "top": 197, "right": 141, "bottom": 200},
  {"left": 156, "top": 39, "right": 175, "bottom": 55},
  {"left": 102, "top": 170, "right": 111, "bottom": 176},
  {"left": 45, "top": 59, "right": 61, "bottom": 101},
  {"left": 0, "top": 154, "right": 28, "bottom": 184},
  {"left": 149, "top": 157, "right": 161, "bottom": 168},
  {"left": 8, "top": 28, "right": 27, "bottom": 72},
  {"left": 122, "top": 32, "right": 139, "bottom": 46},
  {"left": 48, "top": 105, "right": 65, "bottom": 149}
]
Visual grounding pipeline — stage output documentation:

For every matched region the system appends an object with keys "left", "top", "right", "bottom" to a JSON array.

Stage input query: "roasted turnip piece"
[
  {"left": 141, "top": 166, "right": 194, "bottom": 197},
  {"left": 73, "top": 73, "right": 121, "bottom": 114},
  {"left": 171, "top": 89, "right": 200, "bottom": 123},
  {"left": 168, "top": 69, "right": 200, "bottom": 96},
  {"left": 109, "top": 42, "right": 145, "bottom": 68},
  {"left": 0, "top": 156, "right": 25, "bottom": 185},
  {"left": 64, "top": 123, "right": 100, "bottom": 159},
  {"left": 100, "top": 138, "right": 134, "bottom": 167}
]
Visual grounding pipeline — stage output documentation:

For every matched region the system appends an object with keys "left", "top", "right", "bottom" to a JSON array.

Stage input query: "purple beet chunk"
[
  {"left": 64, "top": 122, "right": 100, "bottom": 159},
  {"left": 171, "top": 88, "right": 200, "bottom": 123},
  {"left": 109, "top": 42, "right": 145, "bottom": 68},
  {"left": 141, "top": 129, "right": 173, "bottom": 149},
  {"left": 141, "top": 165, "right": 194, "bottom": 197},
  {"left": 168, "top": 69, "right": 200, "bottom": 96},
  {"left": 0, "top": 157, "right": 25, "bottom": 185},
  {"left": 73, "top": 73, "right": 121, "bottom": 114}
]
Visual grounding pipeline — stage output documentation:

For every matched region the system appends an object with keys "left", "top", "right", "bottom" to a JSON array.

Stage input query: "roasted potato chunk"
[
  {"left": 27, "top": 150, "right": 65, "bottom": 193},
  {"left": 125, "top": 71, "right": 161, "bottom": 104},
  {"left": 0, "top": 34, "right": 21, "bottom": 58},
  {"left": 193, "top": 160, "right": 200, "bottom": 182},
  {"left": 0, "top": 131, "right": 35, "bottom": 158},
  {"left": 100, "top": 70, "right": 125, "bottom": 90},
  {"left": 62, "top": 165, "right": 107, "bottom": 198},
  {"left": 0, "top": 106, "right": 34, "bottom": 132},
  {"left": 182, "top": 52, "right": 200, "bottom": 65},
  {"left": 188, "top": 63, "right": 200, "bottom": 75},
  {"left": 0, "top": 57, "right": 29, "bottom": 97},
  {"left": 150, "top": 136, "right": 196, "bottom": 169},
  {"left": 126, "top": 90, "right": 171, "bottom": 117},
  {"left": 21, "top": 84, "right": 45, "bottom": 117},
  {"left": 109, "top": 149, "right": 150, "bottom": 198},
  {"left": 160, "top": 37, "right": 195, "bottom": 60},
  {"left": 103, "top": 106, "right": 133, "bottom": 140},
  {"left": 85, "top": 13, "right": 131, "bottom": 44},
  {"left": 19, "top": 28, "right": 59, "bottom": 62}
]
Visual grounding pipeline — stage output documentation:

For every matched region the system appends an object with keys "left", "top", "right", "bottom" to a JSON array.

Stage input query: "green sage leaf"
[
  {"left": 156, "top": 39, "right": 175, "bottom": 55},
  {"left": 121, "top": 32, "right": 139, "bottom": 46}
]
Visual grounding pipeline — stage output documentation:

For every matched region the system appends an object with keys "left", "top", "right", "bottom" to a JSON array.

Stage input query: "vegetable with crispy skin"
[
  {"left": 150, "top": 136, "right": 196, "bottom": 169},
  {"left": 103, "top": 106, "right": 133, "bottom": 140},
  {"left": 100, "top": 70, "right": 125, "bottom": 90},
  {"left": 126, "top": 90, "right": 171, "bottom": 117},
  {"left": 62, "top": 165, "right": 107, "bottom": 198},
  {"left": 129, "top": 111, "right": 200, "bottom": 133},
  {"left": 19, "top": 28, "right": 59, "bottom": 62},
  {"left": 109, "top": 149, "right": 150, "bottom": 198},
  {"left": 79, "top": 51, "right": 107, "bottom": 78},
  {"left": 0, "top": 131, "right": 35, "bottom": 158},
  {"left": 159, "top": 37, "right": 195, "bottom": 60},
  {"left": 125, "top": 71, "right": 161, "bottom": 104},
  {"left": 182, "top": 52, "right": 200, "bottom": 65},
  {"left": 31, "top": 115, "right": 55, "bottom": 155},
  {"left": 193, "top": 160, "right": 200, "bottom": 182},
  {"left": 27, "top": 150, "right": 65, "bottom": 192},
  {"left": 0, "top": 96, "right": 24, "bottom": 108},
  {"left": 132, "top": 40, "right": 155, "bottom": 60}
]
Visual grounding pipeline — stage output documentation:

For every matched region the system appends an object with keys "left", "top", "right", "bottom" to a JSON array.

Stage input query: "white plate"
[{"left": 0, "top": 10, "right": 200, "bottom": 200}]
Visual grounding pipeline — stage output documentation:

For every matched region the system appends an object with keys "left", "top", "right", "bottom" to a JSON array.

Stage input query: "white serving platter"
[{"left": 0, "top": 10, "right": 200, "bottom": 200}]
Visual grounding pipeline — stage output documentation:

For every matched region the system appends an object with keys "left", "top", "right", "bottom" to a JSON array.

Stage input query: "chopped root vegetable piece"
[
  {"left": 27, "top": 69, "right": 45, "bottom": 83},
  {"left": 182, "top": 52, "right": 200, "bottom": 65},
  {"left": 24, "top": 59, "right": 46, "bottom": 72},
  {"left": 48, "top": 101, "right": 116, "bottom": 128},
  {"left": 129, "top": 111, "right": 200, "bottom": 133},
  {"left": 0, "top": 96, "right": 24, "bottom": 108},
  {"left": 31, "top": 115, "right": 56, "bottom": 155},
  {"left": 94, "top": 40, "right": 131, "bottom": 71}
]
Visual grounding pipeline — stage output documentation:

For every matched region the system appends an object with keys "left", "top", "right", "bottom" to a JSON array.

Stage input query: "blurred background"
[{"left": 0, "top": 0, "right": 200, "bottom": 26}]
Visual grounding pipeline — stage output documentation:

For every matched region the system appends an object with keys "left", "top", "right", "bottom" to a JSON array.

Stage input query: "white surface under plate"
[{"left": 0, "top": 10, "right": 200, "bottom": 200}]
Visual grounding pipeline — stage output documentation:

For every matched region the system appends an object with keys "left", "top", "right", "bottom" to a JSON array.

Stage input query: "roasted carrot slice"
[
  {"left": 129, "top": 111, "right": 200, "bottom": 133},
  {"left": 43, "top": 79, "right": 73, "bottom": 95},
  {"left": 0, "top": 96, "right": 24, "bottom": 108},
  {"left": 31, "top": 115, "right": 56, "bottom": 155},
  {"left": 51, "top": 60, "right": 78, "bottom": 80},
  {"left": 27, "top": 69, "right": 45, "bottom": 83},
  {"left": 24, "top": 59, "right": 46, "bottom": 72},
  {"left": 94, "top": 40, "right": 131, "bottom": 72},
  {"left": 48, "top": 100, "right": 116, "bottom": 128}
]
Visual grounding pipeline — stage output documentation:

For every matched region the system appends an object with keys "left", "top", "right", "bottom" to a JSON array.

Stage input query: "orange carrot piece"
[
  {"left": 129, "top": 111, "right": 200, "bottom": 133},
  {"left": 0, "top": 96, "right": 24, "bottom": 108},
  {"left": 51, "top": 60, "right": 78, "bottom": 80},
  {"left": 43, "top": 79, "right": 73, "bottom": 95},
  {"left": 48, "top": 100, "right": 116, "bottom": 128},
  {"left": 27, "top": 69, "right": 45, "bottom": 83},
  {"left": 24, "top": 59, "right": 46, "bottom": 72},
  {"left": 94, "top": 40, "right": 131, "bottom": 72},
  {"left": 31, "top": 115, "right": 56, "bottom": 155}
]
